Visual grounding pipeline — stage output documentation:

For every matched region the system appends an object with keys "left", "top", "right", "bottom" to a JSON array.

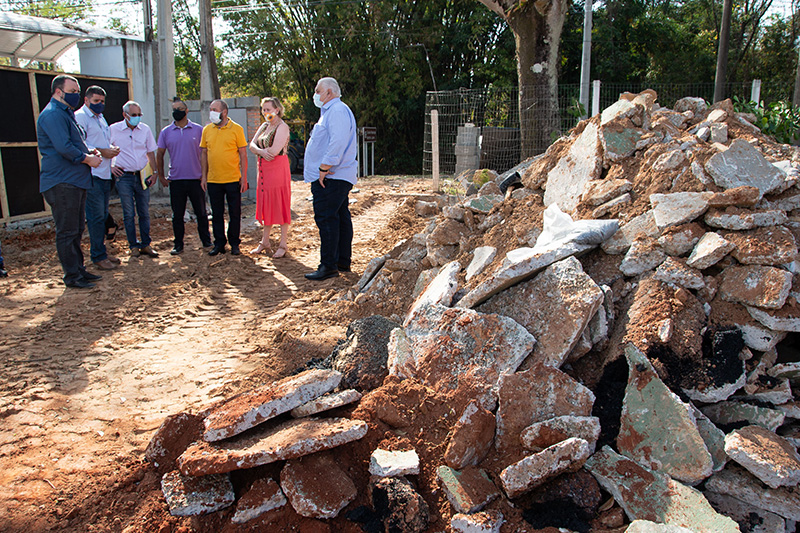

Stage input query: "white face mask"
[
  {"left": 209, "top": 110, "right": 222, "bottom": 124},
  {"left": 313, "top": 93, "right": 324, "bottom": 109}
]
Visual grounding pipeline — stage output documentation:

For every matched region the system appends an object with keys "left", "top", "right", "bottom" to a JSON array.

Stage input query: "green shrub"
[{"left": 733, "top": 97, "right": 800, "bottom": 145}]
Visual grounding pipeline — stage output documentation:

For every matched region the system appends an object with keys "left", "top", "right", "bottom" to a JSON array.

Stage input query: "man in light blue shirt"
[
  {"left": 75, "top": 85, "right": 121, "bottom": 270},
  {"left": 303, "top": 77, "right": 358, "bottom": 281}
]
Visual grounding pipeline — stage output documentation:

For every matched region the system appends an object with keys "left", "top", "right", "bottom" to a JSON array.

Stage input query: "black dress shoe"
[
  {"left": 66, "top": 279, "right": 96, "bottom": 289},
  {"left": 337, "top": 264, "right": 351, "bottom": 272},
  {"left": 230, "top": 245, "right": 241, "bottom": 256},
  {"left": 305, "top": 266, "right": 339, "bottom": 281},
  {"left": 81, "top": 271, "right": 102, "bottom": 281},
  {"left": 208, "top": 245, "right": 226, "bottom": 256},
  {"left": 0, "top": 266, "right": 7, "bottom": 278},
  {"left": 170, "top": 246, "right": 184, "bottom": 255}
]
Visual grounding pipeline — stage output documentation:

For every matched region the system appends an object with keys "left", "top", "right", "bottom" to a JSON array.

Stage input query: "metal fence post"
[
  {"left": 751, "top": 79, "right": 762, "bottom": 105},
  {"left": 431, "top": 109, "right": 440, "bottom": 192},
  {"left": 592, "top": 80, "right": 601, "bottom": 117}
]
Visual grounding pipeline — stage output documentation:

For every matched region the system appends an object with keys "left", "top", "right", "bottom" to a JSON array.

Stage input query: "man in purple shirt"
[{"left": 156, "top": 98, "right": 211, "bottom": 254}]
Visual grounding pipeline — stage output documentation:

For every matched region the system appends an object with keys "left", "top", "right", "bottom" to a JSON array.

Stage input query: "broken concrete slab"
[
  {"left": 592, "top": 192, "right": 632, "bottom": 218},
  {"left": 357, "top": 254, "right": 389, "bottom": 291},
  {"left": 544, "top": 121, "right": 602, "bottom": 213},
  {"left": 280, "top": 452, "right": 357, "bottom": 519},
  {"left": 658, "top": 223, "right": 705, "bottom": 256},
  {"left": 406, "top": 260, "right": 461, "bottom": 323},
  {"left": 437, "top": 465, "right": 500, "bottom": 513},
  {"left": 465, "top": 246, "right": 497, "bottom": 282},
  {"left": 675, "top": 96, "right": 707, "bottom": 115},
  {"left": 653, "top": 150, "right": 688, "bottom": 172},
  {"left": 145, "top": 412, "right": 203, "bottom": 472},
  {"left": 686, "top": 232, "right": 735, "bottom": 270},
  {"left": 602, "top": 210, "right": 660, "bottom": 254},
  {"left": 620, "top": 237, "right": 667, "bottom": 276},
  {"left": 601, "top": 126, "right": 643, "bottom": 163},
  {"left": 705, "top": 207, "right": 788, "bottom": 230},
  {"left": 705, "top": 464, "right": 800, "bottom": 521},
  {"left": 495, "top": 365, "right": 595, "bottom": 454},
  {"left": 747, "top": 298, "right": 800, "bottom": 332},
  {"left": 723, "top": 226, "right": 798, "bottom": 266},
  {"left": 427, "top": 218, "right": 468, "bottom": 246},
  {"left": 704, "top": 491, "right": 786, "bottom": 533},
  {"left": 161, "top": 470, "right": 235, "bottom": 517},
  {"left": 415, "top": 199, "right": 439, "bottom": 217},
  {"left": 178, "top": 417, "right": 368, "bottom": 476},
  {"left": 654, "top": 257, "right": 705, "bottom": 290},
  {"left": 700, "top": 401, "right": 785, "bottom": 432},
  {"left": 290, "top": 389, "right": 362, "bottom": 418},
  {"left": 582, "top": 178, "right": 633, "bottom": 206},
  {"left": 445, "top": 400, "right": 496, "bottom": 470},
  {"left": 601, "top": 99, "right": 638, "bottom": 124},
  {"left": 202, "top": 368, "right": 343, "bottom": 442},
  {"left": 724, "top": 425, "right": 800, "bottom": 489},
  {"left": 451, "top": 510, "right": 504, "bottom": 533},
  {"left": 499, "top": 437, "right": 592, "bottom": 499},
  {"left": 719, "top": 265, "right": 793, "bottom": 309},
  {"left": 708, "top": 185, "right": 761, "bottom": 208},
  {"left": 692, "top": 407, "right": 729, "bottom": 472},
  {"left": 456, "top": 240, "right": 595, "bottom": 308},
  {"left": 769, "top": 362, "right": 800, "bottom": 382},
  {"left": 617, "top": 344, "right": 713, "bottom": 485},
  {"left": 626, "top": 521, "right": 695, "bottom": 533},
  {"left": 705, "top": 139, "right": 787, "bottom": 199},
  {"left": 585, "top": 446, "right": 740, "bottom": 532},
  {"left": 464, "top": 194, "right": 503, "bottom": 214},
  {"left": 369, "top": 448, "right": 420, "bottom": 477},
  {"left": 520, "top": 415, "right": 600, "bottom": 453},
  {"left": 231, "top": 477, "right": 287, "bottom": 524},
  {"left": 478, "top": 256, "right": 602, "bottom": 368},
  {"left": 650, "top": 192, "right": 713, "bottom": 229},
  {"left": 710, "top": 122, "right": 728, "bottom": 143}
]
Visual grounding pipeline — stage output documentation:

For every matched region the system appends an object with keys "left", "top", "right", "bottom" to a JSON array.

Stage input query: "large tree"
[{"left": 477, "top": 0, "right": 569, "bottom": 156}]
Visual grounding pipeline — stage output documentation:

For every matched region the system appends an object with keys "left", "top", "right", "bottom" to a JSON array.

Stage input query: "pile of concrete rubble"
[{"left": 148, "top": 91, "right": 800, "bottom": 532}]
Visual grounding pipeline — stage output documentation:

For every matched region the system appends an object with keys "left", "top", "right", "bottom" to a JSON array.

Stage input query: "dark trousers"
[
  {"left": 170, "top": 179, "right": 211, "bottom": 248},
  {"left": 0, "top": 238, "right": 4, "bottom": 267},
  {"left": 207, "top": 182, "right": 241, "bottom": 248},
  {"left": 85, "top": 176, "right": 112, "bottom": 262},
  {"left": 311, "top": 178, "right": 353, "bottom": 270},
  {"left": 42, "top": 183, "right": 88, "bottom": 285},
  {"left": 116, "top": 173, "right": 151, "bottom": 249}
]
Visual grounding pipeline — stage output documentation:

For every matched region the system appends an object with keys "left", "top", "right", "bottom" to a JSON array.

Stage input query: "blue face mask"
[
  {"left": 313, "top": 93, "right": 324, "bottom": 108},
  {"left": 63, "top": 92, "right": 81, "bottom": 109},
  {"left": 88, "top": 102, "right": 105, "bottom": 114},
  {"left": 127, "top": 115, "right": 141, "bottom": 127}
]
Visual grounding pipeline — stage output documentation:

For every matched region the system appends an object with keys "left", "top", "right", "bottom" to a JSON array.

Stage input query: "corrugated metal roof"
[{"left": 0, "top": 12, "right": 139, "bottom": 63}]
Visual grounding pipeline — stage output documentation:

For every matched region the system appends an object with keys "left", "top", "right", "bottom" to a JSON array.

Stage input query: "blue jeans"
[
  {"left": 85, "top": 176, "right": 112, "bottom": 262},
  {"left": 42, "top": 183, "right": 89, "bottom": 285},
  {"left": 116, "top": 173, "right": 151, "bottom": 249},
  {"left": 311, "top": 178, "right": 353, "bottom": 270},
  {"left": 207, "top": 182, "right": 241, "bottom": 248}
]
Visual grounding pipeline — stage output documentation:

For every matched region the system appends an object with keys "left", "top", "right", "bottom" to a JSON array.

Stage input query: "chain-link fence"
[{"left": 423, "top": 81, "right": 788, "bottom": 178}]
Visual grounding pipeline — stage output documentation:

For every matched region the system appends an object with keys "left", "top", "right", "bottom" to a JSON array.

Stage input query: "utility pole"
[
  {"left": 794, "top": 44, "right": 800, "bottom": 108},
  {"left": 199, "top": 0, "right": 221, "bottom": 123},
  {"left": 157, "top": 0, "right": 177, "bottom": 134},
  {"left": 578, "top": 0, "right": 592, "bottom": 118},
  {"left": 713, "top": 0, "right": 732, "bottom": 103}
]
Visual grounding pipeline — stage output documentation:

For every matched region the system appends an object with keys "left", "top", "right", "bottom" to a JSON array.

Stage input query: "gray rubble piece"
[
  {"left": 626, "top": 521, "right": 695, "bottom": 533},
  {"left": 544, "top": 121, "right": 602, "bottom": 213},
  {"left": 657, "top": 223, "right": 704, "bottom": 256},
  {"left": 653, "top": 150, "right": 688, "bottom": 172},
  {"left": 602, "top": 210, "right": 660, "bottom": 254},
  {"left": 724, "top": 226, "right": 798, "bottom": 266},
  {"left": 582, "top": 178, "right": 634, "bottom": 206},
  {"left": 650, "top": 192, "right": 714, "bottom": 229},
  {"left": 451, "top": 510, "right": 504, "bottom": 533},
  {"left": 617, "top": 344, "right": 713, "bottom": 485},
  {"left": 406, "top": 260, "right": 461, "bottom": 323},
  {"left": 592, "top": 192, "right": 632, "bottom": 218},
  {"left": 466, "top": 246, "right": 497, "bottom": 282},
  {"left": 675, "top": 96, "right": 707, "bottom": 115},
  {"left": 445, "top": 400, "right": 496, "bottom": 470},
  {"left": 329, "top": 315, "right": 401, "bottom": 391},
  {"left": 710, "top": 122, "right": 728, "bottom": 143},
  {"left": 443, "top": 204, "right": 466, "bottom": 221},
  {"left": 654, "top": 257, "right": 705, "bottom": 290},
  {"left": 747, "top": 299, "right": 800, "bottom": 332},
  {"left": 620, "top": 237, "right": 667, "bottom": 277},
  {"left": 357, "top": 254, "right": 389, "bottom": 291},
  {"left": 601, "top": 99, "right": 638, "bottom": 124},
  {"left": 769, "top": 362, "right": 800, "bottom": 382},
  {"left": 231, "top": 478, "right": 287, "bottom": 524},
  {"left": 290, "top": 389, "right": 362, "bottom": 418},
  {"left": 777, "top": 402, "right": 800, "bottom": 419},
  {"left": 280, "top": 452, "right": 357, "bottom": 519},
  {"left": 477, "top": 256, "right": 603, "bottom": 368},
  {"left": 412, "top": 268, "right": 439, "bottom": 300},
  {"left": 456, "top": 241, "right": 594, "bottom": 308},
  {"left": 700, "top": 401, "right": 785, "bottom": 432},
  {"left": 708, "top": 185, "right": 761, "bottom": 208},
  {"left": 761, "top": 192, "right": 800, "bottom": 212},
  {"left": 724, "top": 425, "right": 800, "bottom": 489},
  {"left": 464, "top": 194, "right": 503, "bottom": 214},
  {"left": 415, "top": 199, "right": 439, "bottom": 217},
  {"left": 495, "top": 365, "right": 595, "bottom": 454},
  {"left": 738, "top": 321, "right": 788, "bottom": 351},
  {"left": 520, "top": 415, "right": 601, "bottom": 453},
  {"left": 388, "top": 303, "right": 534, "bottom": 397},
  {"left": 178, "top": 417, "right": 369, "bottom": 476},
  {"left": 705, "top": 139, "right": 787, "bottom": 199},
  {"left": 161, "top": 470, "right": 235, "bottom": 517},
  {"left": 704, "top": 491, "right": 786, "bottom": 533},
  {"left": 719, "top": 265, "right": 793, "bottom": 310},
  {"left": 202, "top": 368, "right": 343, "bottom": 442},
  {"left": 692, "top": 407, "right": 729, "bottom": 472},
  {"left": 499, "top": 437, "right": 592, "bottom": 499},
  {"left": 585, "top": 446, "right": 740, "bottom": 533},
  {"left": 369, "top": 448, "right": 420, "bottom": 477},
  {"left": 601, "top": 126, "right": 644, "bottom": 163},
  {"left": 705, "top": 464, "right": 800, "bottom": 521},
  {"left": 705, "top": 207, "right": 788, "bottom": 230},
  {"left": 686, "top": 232, "right": 735, "bottom": 270},
  {"left": 708, "top": 108, "right": 728, "bottom": 122},
  {"left": 738, "top": 376, "right": 793, "bottom": 405},
  {"left": 437, "top": 465, "right": 501, "bottom": 514}
]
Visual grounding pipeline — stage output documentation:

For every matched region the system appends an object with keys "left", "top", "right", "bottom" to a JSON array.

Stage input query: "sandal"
[
  {"left": 272, "top": 246, "right": 288, "bottom": 259},
  {"left": 250, "top": 242, "right": 271, "bottom": 255}
]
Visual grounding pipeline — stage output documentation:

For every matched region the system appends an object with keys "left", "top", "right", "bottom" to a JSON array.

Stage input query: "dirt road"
[{"left": 0, "top": 176, "right": 430, "bottom": 532}]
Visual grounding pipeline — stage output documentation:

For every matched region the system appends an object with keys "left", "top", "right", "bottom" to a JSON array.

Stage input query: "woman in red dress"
[{"left": 249, "top": 97, "right": 292, "bottom": 258}]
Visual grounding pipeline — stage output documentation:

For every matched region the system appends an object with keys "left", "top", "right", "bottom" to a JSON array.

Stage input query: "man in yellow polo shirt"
[{"left": 200, "top": 99, "right": 248, "bottom": 255}]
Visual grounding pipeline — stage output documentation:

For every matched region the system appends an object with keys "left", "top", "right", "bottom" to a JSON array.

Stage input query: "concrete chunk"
[
  {"left": 145, "top": 412, "right": 203, "bottom": 472},
  {"left": 406, "top": 260, "right": 461, "bottom": 323},
  {"left": 692, "top": 407, "right": 729, "bottom": 472},
  {"left": 451, "top": 510, "right": 504, "bottom": 533},
  {"left": 658, "top": 223, "right": 705, "bottom": 256},
  {"left": 437, "top": 465, "right": 500, "bottom": 513},
  {"left": 445, "top": 400, "right": 496, "bottom": 469},
  {"left": 280, "top": 453, "right": 357, "bottom": 519},
  {"left": 582, "top": 178, "right": 634, "bottom": 206},
  {"left": 465, "top": 246, "right": 497, "bottom": 282},
  {"left": 369, "top": 448, "right": 420, "bottom": 477},
  {"left": 202, "top": 368, "right": 342, "bottom": 441},
  {"left": 654, "top": 257, "right": 705, "bottom": 289},
  {"left": 705, "top": 139, "right": 787, "bottom": 199},
  {"left": 706, "top": 207, "right": 788, "bottom": 230},
  {"left": 686, "top": 232, "right": 735, "bottom": 270},
  {"left": 290, "top": 389, "right": 362, "bottom": 418},
  {"left": 602, "top": 210, "right": 660, "bottom": 254},
  {"left": 704, "top": 491, "right": 786, "bottom": 533},
  {"left": 231, "top": 478, "right": 287, "bottom": 524},
  {"left": 747, "top": 298, "right": 800, "bottom": 332},
  {"left": 520, "top": 415, "right": 600, "bottom": 453},
  {"left": 161, "top": 470, "right": 235, "bottom": 517},
  {"left": 620, "top": 237, "right": 667, "bottom": 276},
  {"left": 706, "top": 465, "right": 800, "bottom": 521},
  {"left": 708, "top": 186, "right": 761, "bottom": 208},
  {"left": 544, "top": 121, "right": 602, "bottom": 213},
  {"left": 178, "top": 417, "right": 368, "bottom": 476},
  {"left": 719, "top": 265, "right": 793, "bottom": 309},
  {"left": 499, "top": 437, "right": 592, "bottom": 498},
  {"left": 724, "top": 425, "right": 800, "bottom": 489},
  {"left": 626, "top": 521, "right": 695, "bottom": 533},
  {"left": 585, "top": 446, "right": 739, "bottom": 532},
  {"left": 723, "top": 226, "right": 798, "bottom": 266},
  {"left": 650, "top": 192, "right": 713, "bottom": 229},
  {"left": 700, "top": 401, "right": 785, "bottom": 432}
]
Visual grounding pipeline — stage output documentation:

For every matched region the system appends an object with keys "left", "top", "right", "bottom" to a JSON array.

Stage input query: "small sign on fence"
[
  {"left": 362, "top": 127, "right": 377, "bottom": 143},
  {"left": 359, "top": 127, "right": 377, "bottom": 177}
]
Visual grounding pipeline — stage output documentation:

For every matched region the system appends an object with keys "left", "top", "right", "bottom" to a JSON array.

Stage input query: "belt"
[{"left": 122, "top": 170, "right": 142, "bottom": 177}]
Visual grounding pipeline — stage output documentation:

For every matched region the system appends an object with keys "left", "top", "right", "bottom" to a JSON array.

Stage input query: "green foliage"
[
  {"left": 472, "top": 169, "right": 494, "bottom": 187},
  {"left": 4, "top": 0, "right": 92, "bottom": 23},
  {"left": 733, "top": 97, "right": 800, "bottom": 145}
]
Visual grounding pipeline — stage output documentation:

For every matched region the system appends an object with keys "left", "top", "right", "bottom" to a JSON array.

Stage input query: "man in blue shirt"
[
  {"left": 37, "top": 75, "right": 103, "bottom": 289},
  {"left": 303, "top": 77, "right": 358, "bottom": 281},
  {"left": 75, "top": 85, "right": 121, "bottom": 271}
]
